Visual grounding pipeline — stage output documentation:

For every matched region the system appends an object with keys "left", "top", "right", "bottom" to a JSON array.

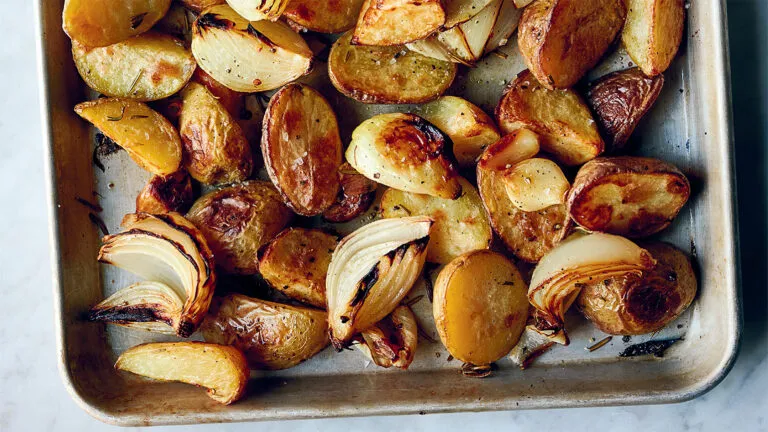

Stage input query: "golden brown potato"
[
  {"left": 284, "top": 0, "right": 366, "bottom": 34},
  {"left": 322, "top": 163, "right": 378, "bottom": 223},
  {"left": 72, "top": 32, "right": 196, "bottom": 101},
  {"left": 577, "top": 242, "right": 697, "bottom": 335},
  {"left": 192, "top": 69, "right": 244, "bottom": 120},
  {"left": 433, "top": 250, "right": 529, "bottom": 365},
  {"left": 328, "top": 32, "right": 457, "bottom": 104},
  {"left": 517, "top": 0, "right": 626, "bottom": 89},
  {"left": 380, "top": 178, "right": 492, "bottom": 264},
  {"left": 566, "top": 157, "right": 690, "bottom": 237},
  {"left": 586, "top": 68, "right": 665, "bottom": 152},
  {"left": 346, "top": 113, "right": 462, "bottom": 199},
  {"left": 357, "top": 305, "right": 418, "bottom": 369},
  {"left": 179, "top": 0, "right": 225, "bottom": 13},
  {"left": 352, "top": 0, "right": 445, "bottom": 46},
  {"left": 496, "top": 70, "right": 604, "bottom": 166},
  {"left": 63, "top": 0, "right": 171, "bottom": 47},
  {"left": 186, "top": 181, "right": 293, "bottom": 274},
  {"left": 259, "top": 228, "right": 338, "bottom": 309},
  {"left": 135, "top": 171, "right": 194, "bottom": 214},
  {"left": 115, "top": 342, "right": 249, "bottom": 405},
  {"left": 202, "top": 294, "right": 329, "bottom": 370},
  {"left": 179, "top": 82, "right": 253, "bottom": 185},
  {"left": 262, "top": 84, "right": 343, "bottom": 216},
  {"left": 74, "top": 98, "right": 182, "bottom": 175},
  {"left": 622, "top": 0, "right": 685, "bottom": 77}
]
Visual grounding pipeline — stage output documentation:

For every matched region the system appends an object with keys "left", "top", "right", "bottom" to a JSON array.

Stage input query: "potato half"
[
  {"left": 202, "top": 294, "right": 329, "bottom": 370},
  {"left": 322, "top": 163, "right": 378, "bottom": 223},
  {"left": 577, "top": 242, "right": 697, "bottom": 335},
  {"left": 191, "top": 5, "right": 312, "bottom": 92},
  {"left": 115, "top": 342, "right": 249, "bottom": 405},
  {"left": 517, "top": 0, "right": 627, "bottom": 89},
  {"left": 352, "top": 0, "right": 445, "bottom": 46},
  {"left": 75, "top": 98, "right": 182, "bottom": 175},
  {"left": 186, "top": 181, "right": 293, "bottom": 274},
  {"left": 136, "top": 171, "right": 194, "bottom": 214},
  {"left": 259, "top": 228, "right": 338, "bottom": 309},
  {"left": 381, "top": 178, "right": 492, "bottom": 264},
  {"left": 346, "top": 113, "right": 462, "bottom": 199},
  {"left": 433, "top": 250, "right": 528, "bottom": 365},
  {"left": 63, "top": 0, "right": 171, "bottom": 47},
  {"left": 329, "top": 32, "right": 457, "bottom": 104},
  {"left": 622, "top": 0, "right": 685, "bottom": 77},
  {"left": 566, "top": 157, "right": 690, "bottom": 238},
  {"left": 496, "top": 70, "right": 604, "bottom": 166},
  {"left": 262, "top": 84, "right": 342, "bottom": 216},
  {"left": 284, "top": 0, "right": 365, "bottom": 34}
]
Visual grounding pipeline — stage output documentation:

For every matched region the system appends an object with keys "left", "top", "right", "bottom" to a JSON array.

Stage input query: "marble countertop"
[{"left": 1, "top": 0, "right": 766, "bottom": 430}]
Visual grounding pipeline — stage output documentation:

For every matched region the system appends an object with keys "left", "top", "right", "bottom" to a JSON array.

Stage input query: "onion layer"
[{"left": 355, "top": 305, "right": 418, "bottom": 370}]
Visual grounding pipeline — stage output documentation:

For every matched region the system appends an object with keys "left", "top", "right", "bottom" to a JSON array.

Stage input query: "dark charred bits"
[{"left": 619, "top": 338, "right": 680, "bottom": 358}]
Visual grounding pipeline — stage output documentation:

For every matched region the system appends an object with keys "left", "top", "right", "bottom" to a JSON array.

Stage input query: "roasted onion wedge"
[
  {"left": 326, "top": 217, "right": 432, "bottom": 348},
  {"left": 94, "top": 213, "right": 216, "bottom": 337},
  {"left": 444, "top": 0, "right": 494, "bottom": 28},
  {"left": 346, "top": 113, "right": 461, "bottom": 199},
  {"left": 225, "top": 0, "right": 291, "bottom": 21},
  {"left": 355, "top": 305, "right": 418, "bottom": 369},
  {"left": 135, "top": 171, "right": 194, "bottom": 214},
  {"left": 485, "top": 0, "right": 523, "bottom": 54},
  {"left": 89, "top": 281, "right": 184, "bottom": 335},
  {"left": 352, "top": 0, "right": 445, "bottom": 46}
]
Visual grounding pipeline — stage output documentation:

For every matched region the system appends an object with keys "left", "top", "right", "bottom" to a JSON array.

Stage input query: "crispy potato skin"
[
  {"left": 192, "top": 69, "right": 245, "bottom": 120},
  {"left": 322, "top": 163, "right": 378, "bottom": 223},
  {"left": 622, "top": 0, "right": 685, "bottom": 77},
  {"left": 518, "top": 0, "right": 626, "bottom": 89},
  {"left": 284, "top": 0, "right": 365, "bottom": 34},
  {"left": 186, "top": 181, "right": 293, "bottom": 274},
  {"left": 496, "top": 70, "right": 604, "bottom": 166},
  {"left": 63, "top": 0, "right": 171, "bottom": 47},
  {"left": 259, "top": 228, "right": 338, "bottom": 308},
  {"left": 262, "top": 84, "right": 342, "bottom": 216},
  {"left": 179, "top": 82, "right": 253, "bottom": 185},
  {"left": 136, "top": 171, "right": 194, "bottom": 214},
  {"left": 566, "top": 157, "right": 690, "bottom": 237},
  {"left": 352, "top": 0, "right": 445, "bottom": 46},
  {"left": 577, "top": 242, "right": 696, "bottom": 335},
  {"left": 586, "top": 68, "right": 664, "bottom": 152}
]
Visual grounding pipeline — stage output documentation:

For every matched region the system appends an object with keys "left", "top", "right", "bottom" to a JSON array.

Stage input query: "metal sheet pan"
[{"left": 36, "top": 0, "right": 741, "bottom": 426}]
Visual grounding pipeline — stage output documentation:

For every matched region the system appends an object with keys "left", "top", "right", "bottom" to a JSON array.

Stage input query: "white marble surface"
[{"left": 1, "top": 0, "right": 766, "bottom": 430}]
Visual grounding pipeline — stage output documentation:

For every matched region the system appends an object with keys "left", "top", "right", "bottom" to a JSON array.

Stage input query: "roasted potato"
[
  {"left": 179, "top": 0, "right": 225, "bottom": 13},
  {"left": 63, "top": 0, "right": 171, "bottom": 48},
  {"left": 192, "top": 69, "right": 244, "bottom": 120},
  {"left": 496, "top": 70, "right": 604, "bottom": 166},
  {"left": 381, "top": 178, "right": 492, "bottom": 264},
  {"left": 346, "top": 113, "right": 462, "bottom": 199},
  {"left": 417, "top": 97, "right": 500, "bottom": 167},
  {"left": 192, "top": 5, "right": 312, "bottom": 92},
  {"left": 262, "top": 84, "right": 343, "bottom": 216},
  {"left": 328, "top": 32, "right": 457, "bottom": 104},
  {"left": 115, "top": 342, "right": 249, "bottom": 405},
  {"left": 186, "top": 181, "right": 293, "bottom": 274},
  {"left": 259, "top": 228, "right": 338, "bottom": 309},
  {"left": 352, "top": 0, "right": 445, "bottom": 46},
  {"left": 202, "top": 294, "right": 329, "bottom": 370},
  {"left": 518, "top": 0, "right": 626, "bottom": 89},
  {"left": 566, "top": 157, "right": 690, "bottom": 237},
  {"left": 322, "top": 163, "right": 378, "bottom": 223},
  {"left": 179, "top": 82, "right": 253, "bottom": 185},
  {"left": 225, "top": 0, "right": 292, "bottom": 21},
  {"left": 586, "top": 68, "right": 665, "bottom": 152},
  {"left": 74, "top": 98, "right": 182, "bottom": 175},
  {"left": 622, "top": 0, "right": 685, "bottom": 77},
  {"left": 136, "top": 171, "right": 194, "bottom": 214},
  {"left": 577, "top": 242, "right": 697, "bottom": 335},
  {"left": 357, "top": 305, "right": 418, "bottom": 369},
  {"left": 284, "top": 0, "right": 365, "bottom": 34},
  {"left": 433, "top": 250, "right": 529, "bottom": 365}
]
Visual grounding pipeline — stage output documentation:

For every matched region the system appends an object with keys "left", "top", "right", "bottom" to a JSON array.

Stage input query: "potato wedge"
[
  {"left": 322, "top": 163, "right": 378, "bottom": 223},
  {"left": 180, "top": 0, "right": 225, "bottom": 13},
  {"left": 357, "top": 305, "right": 418, "bottom": 369},
  {"left": 346, "top": 113, "right": 461, "bottom": 199},
  {"left": 192, "top": 5, "right": 312, "bottom": 92},
  {"left": 192, "top": 69, "right": 244, "bottom": 120},
  {"left": 136, "top": 171, "right": 194, "bottom": 214},
  {"left": 381, "top": 178, "right": 492, "bottom": 264},
  {"left": 74, "top": 98, "right": 182, "bottom": 175},
  {"left": 577, "top": 242, "right": 697, "bottom": 335},
  {"left": 202, "top": 294, "right": 329, "bottom": 370},
  {"left": 225, "top": 0, "right": 292, "bottom": 21},
  {"left": 518, "top": 0, "right": 626, "bottom": 89},
  {"left": 352, "top": 0, "right": 445, "bottom": 46},
  {"left": 586, "top": 68, "right": 665, "bottom": 152},
  {"left": 284, "top": 0, "right": 365, "bottom": 34},
  {"left": 444, "top": 0, "right": 494, "bottom": 28},
  {"left": 433, "top": 250, "right": 528, "bottom": 365},
  {"left": 622, "top": 0, "right": 685, "bottom": 77},
  {"left": 566, "top": 157, "right": 690, "bottom": 237},
  {"left": 329, "top": 32, "right": 457, "bottom": 104},
  {"left": 262, "top": 84, "right": 343, "bottom": 216},
  {"left": 496, "top": 70, "right": 604, "bottom": 166},
  {"left": 186, "top": 181, "right": 293, "bottom": 274},
  {"left": 179, "top": 82, "right": 253, "bottom": 185},
  {"left": 63, "top": 0, "right": 171, "bottom": 48},
  {"left": 259, "top": 228, "right": 338, "bottom": 308},
  {"left": 417, "top": 96, "right": 500, "bottom": 166},
  {"left": 503, "top": 158, "right": 570, "bottom": 212},
  {"left": 115, "top": 342, "right": 248, "bottom": 405},
  {"left": 73, "top": 32, "right": 196, "bottom": 102}
]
